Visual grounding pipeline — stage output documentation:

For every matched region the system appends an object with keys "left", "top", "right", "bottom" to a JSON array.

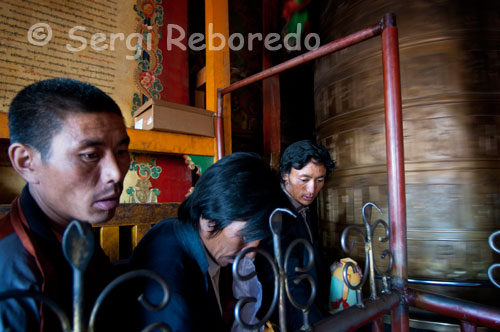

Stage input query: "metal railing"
[
  {"left": 215, "top": 12, "right": 500, "bottom": 332},
  {"left": 1, "top": 209, "right": 499, "bottom": 331},
  {"left": 0, "top": 220, "right": 172, "bottom": 332}
]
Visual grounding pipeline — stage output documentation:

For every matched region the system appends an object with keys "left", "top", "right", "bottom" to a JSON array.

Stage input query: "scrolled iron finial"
[
  {"left": 340, "top": 202, "right": 393, "bottom": 304},
  {"left": 62, "top": 220, "right": 95, "bottom": 332},
  {"left": 341, "top": 224, "right": 369, "bottom": 307},
  {"left": 269, "top": 208, "right": 296, "bottom": 237},
  {"left": 233, "top": 207, "right": 318, "bottom": 332},
  {"left": 271, "top": 207, "right": 316, "bottom": 332},
  {"left": 62, "top": 220, "right": 95, "bottom": 272},
  {"left": 88, "top": 269, "right": 172, "bottom": 332},
  {"left": 283, "top": 238, "right": 316, "bottom": 332},
  {"left": 488, "top": 230, "right": 500, "bottom": 289},
  {"left": 232, "top": 247, "right": 279, "bottom": 331}
]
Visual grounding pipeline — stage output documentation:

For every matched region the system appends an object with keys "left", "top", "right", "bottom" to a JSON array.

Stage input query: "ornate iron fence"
[
  {"left": 0, "top": 220, "right": 172, "bottom": 332},
  {"left": 3, "top": 205, "right": 499, "bottom": 331},
  {"left": 0, "top": 204, "right": 389, "bottom": 332}
]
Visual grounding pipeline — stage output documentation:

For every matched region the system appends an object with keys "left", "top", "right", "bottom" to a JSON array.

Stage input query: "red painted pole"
[
  {"left": 372, "top": 317, "right": 385, "bottom": 332},
  {"left": 214, "top": 23, "right": 382, "bottom": 159},
  {"left": 381, "top": 13, "right": 409, "bottom": 332},
  {"left": 220, "top": 23, "right": 381, "bottom": 96},
  {"left": 460, "top": 321, "right": 477, "bottom": 332},
  {"left": 407, "top": 288, "right": 500, "bottom": 330}
]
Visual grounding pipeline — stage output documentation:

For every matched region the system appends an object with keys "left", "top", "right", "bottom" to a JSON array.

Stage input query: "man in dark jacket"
[
  {"left": 130, "top": 152, "right": 283, "bottom": 332},
  {"left": 256, "top": 140, "right": 335, "bottom": 331},
  {"left": 0, "top": 78, "right": 131, "bottom": 331}
]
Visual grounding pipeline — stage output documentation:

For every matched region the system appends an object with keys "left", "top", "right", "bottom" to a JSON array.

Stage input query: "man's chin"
[{"left": 84, "top": 209, "right": 117, "bottom": 225}]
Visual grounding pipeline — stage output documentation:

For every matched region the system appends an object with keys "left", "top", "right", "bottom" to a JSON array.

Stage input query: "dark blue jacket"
[
  {"left": 129, "top": 218, "right": 225, "bottom": 332},
  {"left": 0, "top": 186, "right": 115, "bottom": 332}
]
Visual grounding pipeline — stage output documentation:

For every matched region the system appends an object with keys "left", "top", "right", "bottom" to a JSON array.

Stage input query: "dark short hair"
[
  {"left": 8, "top": 78, "right": 123, "bottom": 159},
  {"left": 178, "top": 152, "right": 283, "bottom": 241},
  {"left": 280, "top": 140, "right": 335, "bottom": 181}
]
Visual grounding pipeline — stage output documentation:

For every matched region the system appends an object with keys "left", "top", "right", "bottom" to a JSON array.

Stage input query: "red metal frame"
[
  {"left": 215, "top": 21, "right": 382, "bottom": 160},
  {"left": 215, "top": 13, "right": 500, "bottom": 331},
  {"left": 380, "top": 13, "right": 410, "bottom": 332}
]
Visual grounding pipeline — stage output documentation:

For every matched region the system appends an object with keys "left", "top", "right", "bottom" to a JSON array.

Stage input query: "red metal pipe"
[
  {"left": 372, "top": 317, "right": 385, "bottom": 332},
  {"left": 220, "top": 23, "right": 382, "bottom": 96},
  {"left": 460, "top": 321, "right": 477, "bottom": 332},
  {"left": 380, "top": 13, "right": 409, "bottom": 332},
  {"left": 214, "top": 22, "right": 383, "bottom": 158},
  {"left": 407, "top": 288, "right": 500, "bottom": 330},
  {"left": 313, "top": 292, "right": 400, "bottom": 332}
]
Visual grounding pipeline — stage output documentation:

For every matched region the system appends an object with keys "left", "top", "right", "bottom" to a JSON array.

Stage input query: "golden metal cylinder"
[{"left": 315, "top": 0, "right": 500, "bottom": 304}]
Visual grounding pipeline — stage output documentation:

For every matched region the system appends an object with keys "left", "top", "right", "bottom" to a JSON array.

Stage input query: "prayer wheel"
[{"left": 314, "top": 0, "right": 500, "bottom": 307}]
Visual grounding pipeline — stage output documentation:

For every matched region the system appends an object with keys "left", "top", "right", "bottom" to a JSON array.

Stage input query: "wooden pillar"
[
  {"left": 262, "top": 0, "right": 281, "bottom": 169},
  {"left": 205, "top": 0, "right": 231, "bottom": 157},
  {"left": 159, "top": 0, "right": 189, "bottom": 105}
]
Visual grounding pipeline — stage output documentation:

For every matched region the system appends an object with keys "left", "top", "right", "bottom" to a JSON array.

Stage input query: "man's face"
[
  {"left": 282, "top": 160, "right": 327, "bottom": 206},
  {"left": 31, "top": 112, "right": 130, "bottom": 227},
  {"left": 200, "top": 217, "right": 259, "bottom": 267}
]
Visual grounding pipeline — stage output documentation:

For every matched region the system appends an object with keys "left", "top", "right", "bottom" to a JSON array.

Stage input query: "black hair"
[
  {"left": 8, "top": 77, "right": 123, "bottom": 159},
  {"left": 280, "top": 140, "right": 335, "bottom": 181},
  {"left": 178, "top": 152, "right": 283, "bottom": 241}
]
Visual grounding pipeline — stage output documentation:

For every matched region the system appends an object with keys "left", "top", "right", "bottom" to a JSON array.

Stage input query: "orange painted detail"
[
  {"left": 205, "top": 0, "right": 231, "bottom": 158},
  {"left": 127, "top": 128, "right": 215, "bottom": 156},
  {"left": 0, "top": 112, "right": 8, "bottom": 139}
]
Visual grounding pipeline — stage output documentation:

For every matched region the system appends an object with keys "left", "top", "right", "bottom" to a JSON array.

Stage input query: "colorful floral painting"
[
  {"left": 131, "top": 0, "right": 164, "bottom": 117},
  {"left": 122, "top": 153, "right": 194, "bottom": 203},
  {"left": 126, "top": 154, "right": 162, "bottom": 203}
]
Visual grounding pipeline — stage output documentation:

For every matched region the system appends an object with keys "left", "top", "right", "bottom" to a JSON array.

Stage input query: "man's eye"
[
  {"left": 117, "top": 148, "right": 130, "bottom": 156},
  {"left": 80, "top": 153, "right": 99, "bottom": 161}
]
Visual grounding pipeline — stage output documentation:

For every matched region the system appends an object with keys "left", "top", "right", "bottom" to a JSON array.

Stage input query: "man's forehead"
[
  {"left": 62, "top": 112, "right": 124, "bottom": 130},
  {"left": 292, "top": 161, "right": 326, "bottom": 176},
  {"left": 57, "top": 112, "right": 128, "bottom": 143}
]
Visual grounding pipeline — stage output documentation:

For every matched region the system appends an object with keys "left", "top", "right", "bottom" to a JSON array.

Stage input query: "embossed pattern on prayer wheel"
[{"left": 314, "top": 0, "right": 500, "bottom": 303}]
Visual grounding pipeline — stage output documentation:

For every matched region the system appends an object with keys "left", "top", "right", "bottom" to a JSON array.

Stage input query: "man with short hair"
[
  {"left": 130, "top": 152, "right": 283, "bottom": 332},
  {"left": 257, "top": 139, "right": 335, "bottom": 330},
  {"left": 0, "top": 78, "right": 131, "bottom": 331}
]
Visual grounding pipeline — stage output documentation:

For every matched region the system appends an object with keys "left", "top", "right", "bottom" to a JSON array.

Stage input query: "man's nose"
[
  {"left": 102, "top": 152, "right": 122, "bottom": 183},
  {"left": 306, "top": 181, "right": 316, "bottom": 194},
  {"left": 243, "top": 240, "right": 260, "bottom": 260}
]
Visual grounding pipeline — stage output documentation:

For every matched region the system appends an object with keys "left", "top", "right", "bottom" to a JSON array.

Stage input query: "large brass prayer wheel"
[{"left": 314, "top": 0, "right": 500, "bottom": 305}]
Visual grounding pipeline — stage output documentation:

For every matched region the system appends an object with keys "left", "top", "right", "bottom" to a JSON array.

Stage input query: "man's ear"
[
  {"left": 8, "top": 143, "right": 41, "bottom": 184},
  {"left": 199, "top": 216, "right": 212, "bottom": 233},
  {"left": 282, "top": 172, "right": 289, "bottom": 184}
]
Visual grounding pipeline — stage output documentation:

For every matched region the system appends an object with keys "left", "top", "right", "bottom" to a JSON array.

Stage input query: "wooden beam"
[
  {"left": 127, "top": 128, "right": 214, "bottom": 156},
  {"left": 196, "top": 66, "right": 207, "bottom": 89},
  {"left": 0, "top": 202, "right": 179, "bottom": 224},
  {"left": 262, "top": 0, "right": 282, "bottom": 169},
  {"left": 0, "top": 203, "right": 179, "bottom": 261},
  {"left": 205, "top": 0, "right": 231, "bottom": 158},
  {"left": 102, "top": 203, "right": 179, "bottom": 226},
  {"left": 0, "top": 113, "right": 215, "bottom": 156}
]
